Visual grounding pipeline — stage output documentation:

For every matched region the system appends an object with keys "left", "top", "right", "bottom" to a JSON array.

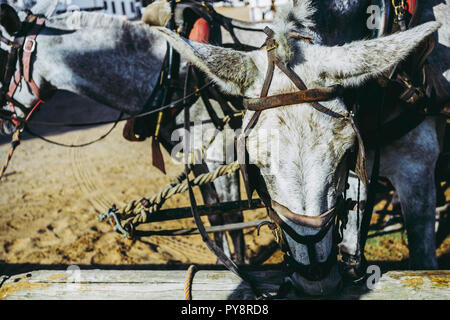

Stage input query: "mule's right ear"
[
  {"left": 154, "top": 27, "right": 260, "bottom": 96},
  {"left": 0, "top": 4, "right": 21, "bottom": 35}
]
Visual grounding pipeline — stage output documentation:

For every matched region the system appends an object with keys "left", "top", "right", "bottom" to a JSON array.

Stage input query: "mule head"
[
  {"left": 155, "top": 7, "right": 439, "bottom": 294},
  {"left": 162, "top": 0, "right": 441, "bottom": 295}
]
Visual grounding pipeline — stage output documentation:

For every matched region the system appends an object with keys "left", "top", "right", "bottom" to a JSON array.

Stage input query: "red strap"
[
  {"left": 25, "top": 99, "right": 44, "bottom": 121},
  {"left": 188, "top": 18, "right": 210, "bottom": 44},
  {"left": 8, "top": 17, "right": 45, "bottom": 99},
  {"left": 406, "top": 0, "right": 416, "bottom": 14},
  {"left": 6, "top": 16, "right": 46, "bottom": 125},
  {"left": 8, "top": 99, "right": 43, "bottom": 126},
  {"left": 22, "top": 17, "right": 45, "bottom": 99}
]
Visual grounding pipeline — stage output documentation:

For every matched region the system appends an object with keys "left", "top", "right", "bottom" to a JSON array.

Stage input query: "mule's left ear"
[
  {"left": 154, "top": 27, "right": 260, "bottom": 96},
  {"left": 307, "top": 21, "right": 441, "bottom": 87},
  {"left": 0, "top": 4, "right": 21, "bottom": 35},
  {"left": 30, "top": 0, "right": 59, "bottom": 18}
]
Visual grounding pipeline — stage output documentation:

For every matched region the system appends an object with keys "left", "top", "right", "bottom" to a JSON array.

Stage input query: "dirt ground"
[
  {"left": 0, "top": 5, "right": 449, "bottom": 276},
  {"left": 0, "top": 91, "right": 277, "bottom": 269}
]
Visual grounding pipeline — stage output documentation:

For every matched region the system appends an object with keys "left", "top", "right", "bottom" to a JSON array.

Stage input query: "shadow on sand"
[{"left": 0, "top": 90, "right": 123, "bottom": 146}]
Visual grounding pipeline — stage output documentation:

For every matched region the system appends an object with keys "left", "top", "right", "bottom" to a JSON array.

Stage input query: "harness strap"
[
  {"left": 4, "top": 15, "right": 46, "bottom": 127},
  {"left": 22, "top": 17, "right": 45, "bottom": 98},
  {"left": 252, "top": 158, "right": 352, "bottom": 282},
  {"left": 183, "top": 89, "right": 269, "bottom": 300},
  {"left": 271, "top": 199, "right": 340, "bottom": 229},
  {"left": 237, "top": 27, "right": 278, "bottom": 204},
  {"left": 244, "top": 85, "right": 344, "bottom": 111},
  {"left": 191, "top": 67, "right": 224, "bottom": 130},
  {"left": 0, "top": 129, "right": 20, "bottom": 182},
  {"left": 266, "top": 205, "right": 337, "bottom": 245},
  {"left": 7, "top": 16, "right": 45, "bottom": 99}
]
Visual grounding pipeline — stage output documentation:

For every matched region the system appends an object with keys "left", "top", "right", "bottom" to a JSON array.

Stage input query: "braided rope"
[
  {"left": 184, "top": 264, "right": 198, "bottom": 300},
  {"left": 116, "top": 161, "right": 240, "bottom": 225},
  {"left": 0, "top": 129, "right": 21, "bottom": 182},
  {"left": 101, "top": 112, "right": 245, "bottom": 235}
]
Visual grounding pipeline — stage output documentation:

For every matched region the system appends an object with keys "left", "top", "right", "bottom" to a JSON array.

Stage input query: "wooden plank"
[
  {"left": 0, "top": 269, "right": 282, "bottom": 300},
  {"left": 0, "top": 269, "right": 449, "bottom": 300},
  {"left": 359, "top": 270, "right": 450, "bottom": 300}
]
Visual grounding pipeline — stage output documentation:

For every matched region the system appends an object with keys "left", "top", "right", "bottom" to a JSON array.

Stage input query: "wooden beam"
[
  {"left": 1, "top": 269, "right": 448, "bottom": 300},
  {"left": 133, "top": 219, "right": 269, "bottom": 237},
  {"left": 146, "top": 199, "right": 265, "bottom": 223}
]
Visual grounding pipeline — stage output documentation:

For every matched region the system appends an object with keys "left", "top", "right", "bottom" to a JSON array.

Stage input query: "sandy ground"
[
  {"left": 0, "top": 91, "right": 277, "bottom": 270},
  {"left": 0, "top": 5, "right": 448, "bottom": 276},
  {"left": 0, "top": 90, "right": 448, "bottom": 275}
]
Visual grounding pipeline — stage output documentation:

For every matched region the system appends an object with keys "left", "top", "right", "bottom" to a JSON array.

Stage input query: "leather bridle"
[
  {"left": 0, "top": 13, "right": 47, "bottom": 128},
  {"left": 237, "top": 26, "right": 363, "bottom": 281}
]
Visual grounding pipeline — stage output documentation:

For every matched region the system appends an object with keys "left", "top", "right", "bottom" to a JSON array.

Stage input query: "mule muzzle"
[{"left": 289, "top": 263, "right": 342, "bottom": 296}]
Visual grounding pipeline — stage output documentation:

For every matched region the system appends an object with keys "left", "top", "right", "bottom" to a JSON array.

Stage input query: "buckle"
[{"left": 23, "top": 38, "right": 36, "bottom": 53}]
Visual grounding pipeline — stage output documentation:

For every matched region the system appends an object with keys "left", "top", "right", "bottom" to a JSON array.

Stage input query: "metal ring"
[{"left": 23, "top": 38, "right": 36, "bottom": 53}]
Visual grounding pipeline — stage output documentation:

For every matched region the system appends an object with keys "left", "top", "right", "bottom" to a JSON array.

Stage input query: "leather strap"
[
  {"left": 183, "top": 90, "right": 267, "bottom": 299},
  {"left": 22, "top": 17, "right": 45, "bottom": 98},
  {"left": 7, "top": 16, "right": 45, "bottom": 100},
  {"left": 271, "top": 199, "right": 339, "bottom": 229},
  {"left": 244, "top": 85, "right": 344, "bottom": 111}
]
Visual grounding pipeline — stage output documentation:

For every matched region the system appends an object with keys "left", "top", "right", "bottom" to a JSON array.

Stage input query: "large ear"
[
  {"left": 154, "top": 27, "right": 260, "bottom": 95},
  {"left": 0, "top": 4, "right": 21, "bottom": 35},
  {"left": 31, "top": 0, "right": 59, "bottom": 18},
  {"left": 307, "top": 21, "right": 441, "bottom": 87}
]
